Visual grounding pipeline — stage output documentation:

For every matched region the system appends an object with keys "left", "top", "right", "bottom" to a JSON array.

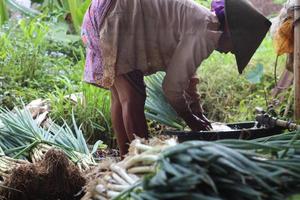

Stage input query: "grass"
[
  {"left": 48, "top": 74, "right": 113, "bottom": 145},
  {"left": 0, "top": 1, "right": 291, "bottom": 145},
  {"left": 198, "top": 35, "right": 288, "bottom": 122},
  {"left": 0, "top": 18, "right": 81, "bottom": 106},
  {"left": 0, "top": 17, "right": 115, "bottom": 145}
]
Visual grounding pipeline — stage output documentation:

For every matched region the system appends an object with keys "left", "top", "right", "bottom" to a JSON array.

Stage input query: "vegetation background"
[
  {"left": 0, "top": 0, "right": 290, "bottom": 146},
  {"left": 2, "top": 1, "right": 300, "bottom": 199}
]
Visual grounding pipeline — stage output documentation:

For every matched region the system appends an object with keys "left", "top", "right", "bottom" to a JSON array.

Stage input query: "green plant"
[
  {"left": 66, "top": 0, "right": 90, "bottom": 33},
  {"left": 289, "top": 195, "right": 300, "bottom": 200},
  {"left": 0, "top": 0, "right": 9, "bottom": 25},
  {"left": 0, "top": 17, "right": 83, "bottom": 108},
  {"left": 5, "top": 0, "right": 40, "bottom": 17},
  {"left": 198, "top": 36, "right": 287, "bottom": 122},
  {"left": 194, "top": 0, "right": 210, "bottom": 7},
  {"left": 0, "top": 18, "right": 49, "bottom": 81},
  {"left": 34, "top": 0, "right": 91, "bottom": 34},
  {"left": 48, "top": 74, "right": 113, "bottom": 145},
  {"left": 0, "top": 105, "right": 100, "bottom": 169},
  {"left": 145, "top": 72, "right": 184, "bottom": 129},
  {"left": 116, "top": 132, "right": 300, "bottom": 200}
]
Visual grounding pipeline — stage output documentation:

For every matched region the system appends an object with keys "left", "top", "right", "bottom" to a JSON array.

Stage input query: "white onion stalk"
[
  {"left": 128, "top": 166, "right": 155, "bottom": 174},
  {"left": 31, "top": 147, "right": 44, "bottom": 163},
  {"left": 107, "top": 191, "right": 120, "bottom": 198},
  {"left": 107, "top": 183, "right": 129, "bottom": 192},
  {"left": 111, "top": 173, "right": 129, "bottom": 186},
  {"left": 104, "top": 174, "right": 114, "bottom": 183},
  {"left": 110, "top": 165, "right": 135, "bottom": 184},
  {"left": 0, "top": 156, "right": 29, "bottom": 180},
  {"left": 129, "top": 139, "right": 152, "bottom": 155},
  {"left": 123, "top": 155, "right": 159, "bottom": 169},
  {"left": 95, "top": 184, "right": 106, "bottom": 194},
  {"left": 84, "top": 138, "right": 178, "bottom": 200},
  {"left": 94, "top": 194, "right": 107, "bottom": 200},
  {"left": 128, "top": 174, "right": 140, "bottom": 182},
  {"left": 0, "top": 156, "right": 28, "bottom": 164},
  {"left": 0, "top": 172, "right": 9, "bottom": 179}
]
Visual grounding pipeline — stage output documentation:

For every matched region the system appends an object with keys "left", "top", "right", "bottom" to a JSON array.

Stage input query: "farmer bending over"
[{"left": 81, "top": 0, "right": 271, "bottom": 156}]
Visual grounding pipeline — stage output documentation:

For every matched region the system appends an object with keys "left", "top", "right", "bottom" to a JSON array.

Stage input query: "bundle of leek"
[
  {"left": 0, "top": 106, "right": 98, "bottom": 172},
  {"left": 116, "top": 133, "right": 300, "bottom": 200},
  {"left": 145, "top": 72, "right": 184, "bottom": 129},
  {"left": 82, "top": 138, "right": 177, "bottom": 200},
  {"left": 0, "top": 146, "right": 28, "bottom": 181}
]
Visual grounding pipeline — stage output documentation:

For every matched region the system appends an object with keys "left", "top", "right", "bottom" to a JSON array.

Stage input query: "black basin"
[{"left": 163, "top": 121, "right": 285, "bottom": 142}]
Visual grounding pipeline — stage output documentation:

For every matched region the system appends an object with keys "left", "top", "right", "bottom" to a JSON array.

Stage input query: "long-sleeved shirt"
[{"left": 99, "top": 0, "right": 222, "bottom": 114}]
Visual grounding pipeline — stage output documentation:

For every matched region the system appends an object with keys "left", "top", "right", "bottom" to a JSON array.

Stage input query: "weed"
[{"left": 199, "top": 36, "right": 288, "bottom": 122}]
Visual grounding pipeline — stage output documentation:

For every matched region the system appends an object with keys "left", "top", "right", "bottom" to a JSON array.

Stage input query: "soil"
[
  {"left": 249, "top": 0, "right": 283, "bottom": 16},
  {"left": 0, "top": 149, "right": 86, "bottom": 200}
]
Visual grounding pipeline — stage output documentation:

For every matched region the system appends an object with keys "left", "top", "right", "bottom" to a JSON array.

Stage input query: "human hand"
[
  {"left": 183, "top": 113, "right": 212, "bottom": 131},
  {"left": 193, "top": 112, "right": 212, "bottom": 130},
  {"left": 178, "top": 109, "right": 212, "bottom": 131}
]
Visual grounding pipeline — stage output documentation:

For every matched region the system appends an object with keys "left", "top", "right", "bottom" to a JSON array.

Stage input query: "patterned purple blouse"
[{"left": 81, "top": 0, "right": 112, "bottom": 88}]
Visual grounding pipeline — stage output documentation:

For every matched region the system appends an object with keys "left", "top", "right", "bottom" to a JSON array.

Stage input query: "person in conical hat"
[
  {"left": 213, "top": 0, "right": 272, "bottom": 73},
  {"left": 81, "top": 0, "right": 271, "bottom": 157}
]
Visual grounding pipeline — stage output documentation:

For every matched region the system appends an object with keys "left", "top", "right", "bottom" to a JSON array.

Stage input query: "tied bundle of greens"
[
  {"left": 82, "top": 138, "right": 178, "bottom": 200},
  {"left": 0, "top": 106, "right": 99, "bottom": 175},
  {"left": 116, "top": 133, "right": 300, "bottom": 200}
]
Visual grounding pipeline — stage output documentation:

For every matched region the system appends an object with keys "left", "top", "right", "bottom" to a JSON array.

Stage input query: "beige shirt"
[{"left": 100, "top": 0, "right": 222, "bottom": 114}]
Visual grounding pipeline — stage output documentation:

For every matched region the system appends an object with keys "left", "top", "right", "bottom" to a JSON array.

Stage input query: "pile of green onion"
[
  {"left": 116, "top": 132, "right": 300, "bottom": 200},
  {"left": 0, "top": 106, "right": 99, "bottom": 180}
]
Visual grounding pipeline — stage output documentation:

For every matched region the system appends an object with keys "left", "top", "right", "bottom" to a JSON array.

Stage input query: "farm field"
[{"left": 1, "top": 0, "right": 300, "bottom": 200}]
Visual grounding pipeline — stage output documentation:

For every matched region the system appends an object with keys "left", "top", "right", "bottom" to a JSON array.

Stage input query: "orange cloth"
[{"left": 274, "top": 18, "right": 294, "bottom": 56}]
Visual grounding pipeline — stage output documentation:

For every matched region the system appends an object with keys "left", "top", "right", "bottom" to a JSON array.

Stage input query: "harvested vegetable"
[
  {"left": 117, "top": 136, "right": 300, "bottom": 200},
  {"left": 0, "top": 106, "right": 98, "bottom": 174},
  {"left": 82, "top": 138, "right": 177, "bottom": 200},
  {"left": 0, "top": 149, "right": 86, "bottom": 200}
]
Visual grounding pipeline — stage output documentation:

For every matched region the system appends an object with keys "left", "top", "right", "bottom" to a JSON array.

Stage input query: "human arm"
[
  {"left": 162, "top": 35, "right": 212, "bottom": 131},
  {"left": 184, "top": 75, "right": 212, "bottom": 129}
]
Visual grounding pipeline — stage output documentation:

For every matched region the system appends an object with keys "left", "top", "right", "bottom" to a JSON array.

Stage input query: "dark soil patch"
[
  {"left": 250, "top": 0, "right": 282, "bottom": 16},
  {"left": 0, "top": 149, "right": 86, "bottom": 200}
]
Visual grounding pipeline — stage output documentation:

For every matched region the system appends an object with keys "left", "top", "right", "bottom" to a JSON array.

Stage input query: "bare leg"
[
  {"left": 110, "top": 86, "right": 130, "bottom": 157},
  {"left": 113, "top": 75, "right": 148, "bottom": 142}
]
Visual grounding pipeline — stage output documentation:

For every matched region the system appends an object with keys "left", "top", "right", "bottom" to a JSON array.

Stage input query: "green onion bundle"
[
  {"left": 116, "top": 136, "right": 300, "bottom": 200},
  {"left": 82, "top": 138, "right": 178, "bottom": 200},
  {"left": 0, "top": 106, "right": 98, "bottom": 174},
  {"left": 145, "top": 72, "right": 184, "bottom": 129}
]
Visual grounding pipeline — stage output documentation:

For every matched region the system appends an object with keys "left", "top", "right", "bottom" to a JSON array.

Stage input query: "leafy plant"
[
  {"left": 0, "top": 18, "right": 82, "bottom": 108},
  {"left": 0, "top": 18, "right": 49, "bottom": 81},
  {"left": 245, "top": 63, "right": 264, "bottom": 84},
  {"left": 66, "top": 0, "right": 90, "bottom": 33},
  {"left": 0, "top": 0, "right": 9, "bottom": 25},
  {"left": 194, "top": 0, "right": 210, "bottom": 8},
  {"left": 145, "top": 72, "right": 184, "bottom": 129},
  {"left": 117, "top": 132, "right": 300, "bottom": 200},
  {"left": 198, "top": 36, "right": 287, "bottom": 122},
  {"left": 0, "top": 105, "right": 99, "bottom": 168},
  {"left": 48, "top": 74, "right": 113, "bottom": 145},
  {"left": 34, "top": 0, "right": 91, "bottom": 34},
  {"left": 5, "top": 0, "right": 40, "bottom": 17}
]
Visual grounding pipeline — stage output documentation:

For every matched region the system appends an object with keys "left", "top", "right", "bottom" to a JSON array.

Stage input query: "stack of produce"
[
  {"left": 83, "top": 132, "right": 300, "bottom": 200},
  {"left": 0, "top": 104, "right": 100, "bottom": 182},
  {"left": 82, "top": 138, "right": 177, "bottom": 200},
  {"left": 1, "top": 149, "right": 86, "bottom": 200},
  {"left": 0, "top": 146, "right": 29, "bottom": 182}
]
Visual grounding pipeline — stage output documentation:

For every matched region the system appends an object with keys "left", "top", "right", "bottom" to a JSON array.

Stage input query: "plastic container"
[{"left": 163, "top": 121, "right": 285, "bottom": 142}]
